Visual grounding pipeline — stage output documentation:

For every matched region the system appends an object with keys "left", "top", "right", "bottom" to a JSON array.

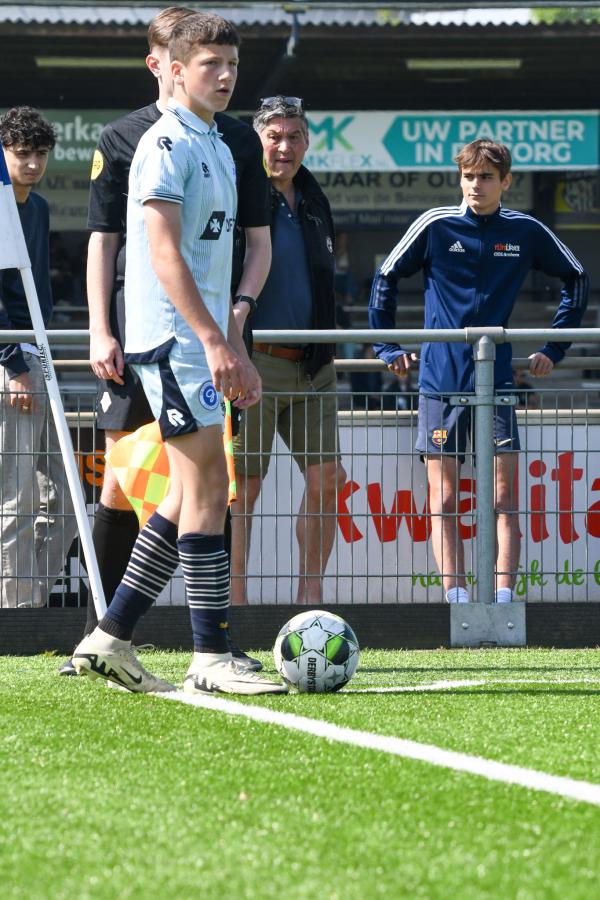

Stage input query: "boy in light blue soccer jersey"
[{"left": 73, "top": 13, "right": 286, "bottom": 695}]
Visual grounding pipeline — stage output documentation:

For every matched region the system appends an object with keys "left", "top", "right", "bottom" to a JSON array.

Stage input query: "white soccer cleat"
[
  {"left": 183, "top": 653, "right": 288, "bottom": 696},
  {"left": 72, "top": 631, "right": 176, "bottom": 693}
]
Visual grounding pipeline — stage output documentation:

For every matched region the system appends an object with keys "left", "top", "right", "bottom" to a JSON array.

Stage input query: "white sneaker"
[
  {"left": 72, "top": 630, "right": 176, "bottom": 693},
  {"left": 183, "top": 653, "right": 288, "bottom": 696}
]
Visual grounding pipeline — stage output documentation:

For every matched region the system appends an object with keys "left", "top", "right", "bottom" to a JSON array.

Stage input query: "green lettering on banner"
[
  {"left": 411, "top": 570, "right": 477, "bottom": 589},
  {"left": 515, "top": 559, "right": 549, "bottom": 596},
  {"left": 555, "top": 560, "right": 585, "bottom": 586}
]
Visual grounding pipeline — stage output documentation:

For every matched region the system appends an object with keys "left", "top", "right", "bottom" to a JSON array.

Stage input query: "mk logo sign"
[{"left": 308, "top": 115, "right": 354, "bottom": 151}]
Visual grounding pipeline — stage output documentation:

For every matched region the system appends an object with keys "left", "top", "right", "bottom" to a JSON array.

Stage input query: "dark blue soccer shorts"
[{"left": 415, "top": 392, "right": 520, "bottom": 463}]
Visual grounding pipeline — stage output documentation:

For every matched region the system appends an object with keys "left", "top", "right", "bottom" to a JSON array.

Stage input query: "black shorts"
[
  {"left": 95, "top": 363, "right": 153, "bottom": 432},
  {"left": 94, "top": 282, "right": 153, "bottom": 432}
]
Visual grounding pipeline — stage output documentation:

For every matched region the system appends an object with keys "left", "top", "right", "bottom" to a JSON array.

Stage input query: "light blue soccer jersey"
[{"left": 124, "top": 99, "right": 237, "bottom": 355}]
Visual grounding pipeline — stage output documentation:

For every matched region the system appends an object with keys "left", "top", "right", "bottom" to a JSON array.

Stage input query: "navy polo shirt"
[{"left": 252, "top": 191, "right": 313, "bottom": 338}]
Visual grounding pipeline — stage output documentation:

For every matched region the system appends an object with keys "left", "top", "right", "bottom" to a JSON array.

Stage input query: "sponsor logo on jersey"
[
  {"left": 199, "top": 381, "right": 219, "bottom": 410},
  {"left": 326, "top": 236, "right": 333, "bottom": 253},
  {"left": 90, "top": 149, "right": 104, "bottom": 180},
  {"left": 449, "top": 241, "right": 465, "bottom": 253},
  {"left": 431, "top": 429, "right": 448, "bottom": 446},
  {"left": 156, "top": 135, "right": 173, "bottom": 152},
  {"left": 494, "top": 242, "right": 520, "bottom": 258},
  {"left": 166, "top": 408, "right": 186, "bottom": 427},
  {"left": 199, "top": 211, "right": 234, "bottom": 240}
]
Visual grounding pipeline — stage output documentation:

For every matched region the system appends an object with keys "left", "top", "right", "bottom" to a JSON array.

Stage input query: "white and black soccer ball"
[{"left": 273, "top": 610, "right": 360, "bottom": 693}]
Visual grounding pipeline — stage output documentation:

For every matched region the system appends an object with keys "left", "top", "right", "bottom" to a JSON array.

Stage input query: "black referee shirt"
[{"left": 87, "top": 102, "right": 270, "bottom": 284}]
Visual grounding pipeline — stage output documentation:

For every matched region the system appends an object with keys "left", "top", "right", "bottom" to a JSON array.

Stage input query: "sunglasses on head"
[{"left": 259, "top": 96, "right": 304, "bottom": 113}]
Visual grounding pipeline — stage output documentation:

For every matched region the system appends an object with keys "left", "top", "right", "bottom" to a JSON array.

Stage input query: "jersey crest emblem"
[
  {"left": 199, "top": 381, "right": 219, "bottom": 410},
  {"left": 431, "top": 429, "right": 448, "bottom": 447},
  {"left": 156, "top": 135, "right": 173, "bottom": 152}
]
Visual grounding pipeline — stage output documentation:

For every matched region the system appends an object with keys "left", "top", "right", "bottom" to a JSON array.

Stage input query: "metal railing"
[{"left": 2, "top": 327, "right": 600, "bottom": 610}]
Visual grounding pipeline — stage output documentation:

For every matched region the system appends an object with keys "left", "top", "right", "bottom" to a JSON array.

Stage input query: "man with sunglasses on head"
[
  {"left": 59, "top": 6, "right": 271, "bottom": 675},
  {"left": 230, "top": 96, "right": 346, "bottom": 606}
]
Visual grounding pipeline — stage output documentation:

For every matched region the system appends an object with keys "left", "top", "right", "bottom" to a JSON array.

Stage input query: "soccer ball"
[{"left": 273, "top": 610, "right": 360, "bottom": 693}]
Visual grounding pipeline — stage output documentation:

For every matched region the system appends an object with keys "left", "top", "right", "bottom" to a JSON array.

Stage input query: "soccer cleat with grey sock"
[{"left": 183, "top": 652, "right": 288, "bottom": 696}]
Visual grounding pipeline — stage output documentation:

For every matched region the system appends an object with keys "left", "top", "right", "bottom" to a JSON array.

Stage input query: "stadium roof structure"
[
  {"left": 0, "top": 2, "right": 599, "bottom": 112},
  {"left": 0, "top": 3, "right": 599, "bottom": 28},
  {"left": 0, "top": 4, "right": 541, "bottom": 28}
]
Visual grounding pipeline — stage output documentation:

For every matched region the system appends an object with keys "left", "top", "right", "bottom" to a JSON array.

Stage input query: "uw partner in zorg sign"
[{"left": 303, "top": 111, "right": 600, "bottom": 171}]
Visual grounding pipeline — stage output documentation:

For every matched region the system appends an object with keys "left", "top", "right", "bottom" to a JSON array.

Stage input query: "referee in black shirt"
[{"left": 59, "top": 5, "right": 271, "bottom": 674}]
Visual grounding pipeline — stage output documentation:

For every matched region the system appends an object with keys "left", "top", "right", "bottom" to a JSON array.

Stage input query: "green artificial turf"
[{"left": 1, "top": 649, "right": 599, "bottom": 899}]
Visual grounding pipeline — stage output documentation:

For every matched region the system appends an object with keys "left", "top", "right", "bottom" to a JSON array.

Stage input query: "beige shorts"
[{"left": 233, "top": 351, "right": 340, "bottom": 478}]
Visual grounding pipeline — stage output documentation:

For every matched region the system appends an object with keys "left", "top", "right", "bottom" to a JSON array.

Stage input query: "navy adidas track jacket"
[{"left": 369, "top": 200, "right": 589, "bottom": 394}]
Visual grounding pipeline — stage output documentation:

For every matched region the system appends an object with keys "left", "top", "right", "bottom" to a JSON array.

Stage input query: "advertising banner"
[
  {"left": 316, "top": 170, "right": 533, "bottom": 229},
  {"left": 243, "top": 417, "right": 600, "bottom": 604},
  {"left": 63, "top": 417, "right": 600, "bottom": 607},
  {"left": 305, "top": 111, "right": 600, "bottom": 172},
  {"left": 30, "top": 108, "right": 598, "bottom": 229},
  {"left": 554, "top": 172, "right": 600, "bottom": 230}
]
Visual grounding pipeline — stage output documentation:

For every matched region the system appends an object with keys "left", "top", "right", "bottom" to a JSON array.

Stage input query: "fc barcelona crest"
[{"left": 431, "top": 429, "right": 448, "bottom": 446}]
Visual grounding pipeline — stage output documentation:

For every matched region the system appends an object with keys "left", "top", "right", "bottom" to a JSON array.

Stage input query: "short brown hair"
[
  {"left": 147, "top": 6, "right": 195, "bottom": 51},
  {"left": 169, "top": 13, "right": 240, "bottom": 65},
  {"left": 454, "top": 139, "right": 512, "bottom": 180}
]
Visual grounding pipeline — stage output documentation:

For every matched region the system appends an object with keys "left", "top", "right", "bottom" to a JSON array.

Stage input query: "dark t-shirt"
[
  {"left": 87, "top": 103, "right": 270, "bottom": 286},
  {"left": 0, "top": 192, "right": 52, "bottom": 377}
]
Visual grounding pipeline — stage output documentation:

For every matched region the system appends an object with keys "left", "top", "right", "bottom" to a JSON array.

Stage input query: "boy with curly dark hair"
[{"left": 0, "top": 106, "right": 77, "bottom": 607}]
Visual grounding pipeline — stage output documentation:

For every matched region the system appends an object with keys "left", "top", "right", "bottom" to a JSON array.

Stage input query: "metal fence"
[{"left": 2, "top": 327, "right": 600, "bottom": 609}]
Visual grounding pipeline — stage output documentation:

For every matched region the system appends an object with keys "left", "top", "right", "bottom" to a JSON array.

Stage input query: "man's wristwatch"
[{"left": 233, "top": 294, "right": 257, "bottom": 317}]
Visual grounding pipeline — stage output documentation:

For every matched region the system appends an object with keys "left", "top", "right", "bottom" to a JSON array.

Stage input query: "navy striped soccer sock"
[
  {"left": 177, "top": 532, "right": 230, "bottom": 653},
  {"left": 99, "top": 512, "right": 179, "bottom": 641}
]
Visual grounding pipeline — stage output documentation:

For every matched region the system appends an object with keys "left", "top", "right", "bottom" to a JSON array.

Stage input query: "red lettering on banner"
[
  {"left": 366, "top": 483, "right": 431, "bottom": 542},
  {"left": 529, "top": 459, "right": 550, "bottom": 543},
  {"left": 337, "top": 480, "right": 364, "bottom": 543},
  {"left": 585, "top": 477, "right": 600, "bottom": 538},
  {"left": 551, "top": 452, "right": 583, "bottom": 544},
  {"left": 458, "top": 478, "right": 476, "bottom": 539},
  {"left": 337, "top": 454, "right": 600, "bottom": 545}
]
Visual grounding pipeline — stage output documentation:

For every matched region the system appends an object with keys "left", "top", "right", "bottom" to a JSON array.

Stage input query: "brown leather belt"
[{"left": 253, "top": 342, "right": 308, "bottom": 362}]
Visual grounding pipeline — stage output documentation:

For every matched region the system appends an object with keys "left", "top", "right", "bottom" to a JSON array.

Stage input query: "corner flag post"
[{"left": 0, "top": 143, "right": 106, "bottom": 616}]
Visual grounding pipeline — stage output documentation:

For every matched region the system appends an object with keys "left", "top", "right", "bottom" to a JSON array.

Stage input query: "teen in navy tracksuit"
[{"left": 369, "top": 139, "right": 589, "bottom": 605}]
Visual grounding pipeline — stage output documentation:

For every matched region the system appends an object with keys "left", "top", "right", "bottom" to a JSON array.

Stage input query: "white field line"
[
  {"left": 154, "top": 684, "right": 600, "bottom": 808},
  {"left": 343, "top": 677, "right": 600, "bottom": 693}
]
